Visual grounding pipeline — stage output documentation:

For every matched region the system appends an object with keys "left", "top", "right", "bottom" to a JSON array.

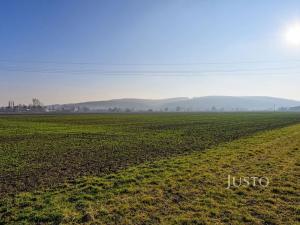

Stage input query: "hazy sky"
[{"left": 1, "top": 0, "right": 300, "bottom": 105}]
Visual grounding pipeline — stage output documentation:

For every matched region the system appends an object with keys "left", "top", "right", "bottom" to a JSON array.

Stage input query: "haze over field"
[{"left": 1, "top": 0, "right": 300, "bottom": 105}]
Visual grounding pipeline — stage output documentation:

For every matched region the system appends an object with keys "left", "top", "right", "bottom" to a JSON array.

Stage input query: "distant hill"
[
  {"left": 289, "top": 106, "right": 300, "bottom": 111},
  {"left": 49, "top": 96, "right": 300, "bottom": 112},
  {"left": 73, "top": 97, "right": 188, "bottom": 111},
  {"left": 162, "top": 96, "right": 300, "bottom": 111}
]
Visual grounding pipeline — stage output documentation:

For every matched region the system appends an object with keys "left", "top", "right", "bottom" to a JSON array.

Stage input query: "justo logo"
[{"left": 226, "top": 175, "right": 269, "bottom": 189}]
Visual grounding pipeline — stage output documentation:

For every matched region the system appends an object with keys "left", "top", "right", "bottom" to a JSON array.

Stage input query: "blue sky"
[{"left": 1, "top": 0, "right": 300, "bottom": 105}]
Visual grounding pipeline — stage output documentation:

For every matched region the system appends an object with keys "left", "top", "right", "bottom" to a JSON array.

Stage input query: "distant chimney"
[{"left": 8, "top": 100, "right": 14, "bottom": 108}]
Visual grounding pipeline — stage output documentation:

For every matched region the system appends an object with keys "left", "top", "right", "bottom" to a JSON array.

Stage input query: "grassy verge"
[{"left": 1, "top": 124, "right": 300, "bottom": 224}]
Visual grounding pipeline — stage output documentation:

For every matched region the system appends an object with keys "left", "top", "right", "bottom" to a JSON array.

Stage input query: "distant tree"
[
  {"left": 278, "top": 107, "right": 288, "bottom": 112},
  {"left": 82, "top": 107, "right": 90, "bottom": 112},
  {"left": 32, "top": 98, "right": 42, "bottom": 107}
]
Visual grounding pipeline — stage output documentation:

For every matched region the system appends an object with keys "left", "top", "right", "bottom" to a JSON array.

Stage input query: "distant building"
[{"left": 0, "top": 98, "right": 46, "bottom": 113}]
